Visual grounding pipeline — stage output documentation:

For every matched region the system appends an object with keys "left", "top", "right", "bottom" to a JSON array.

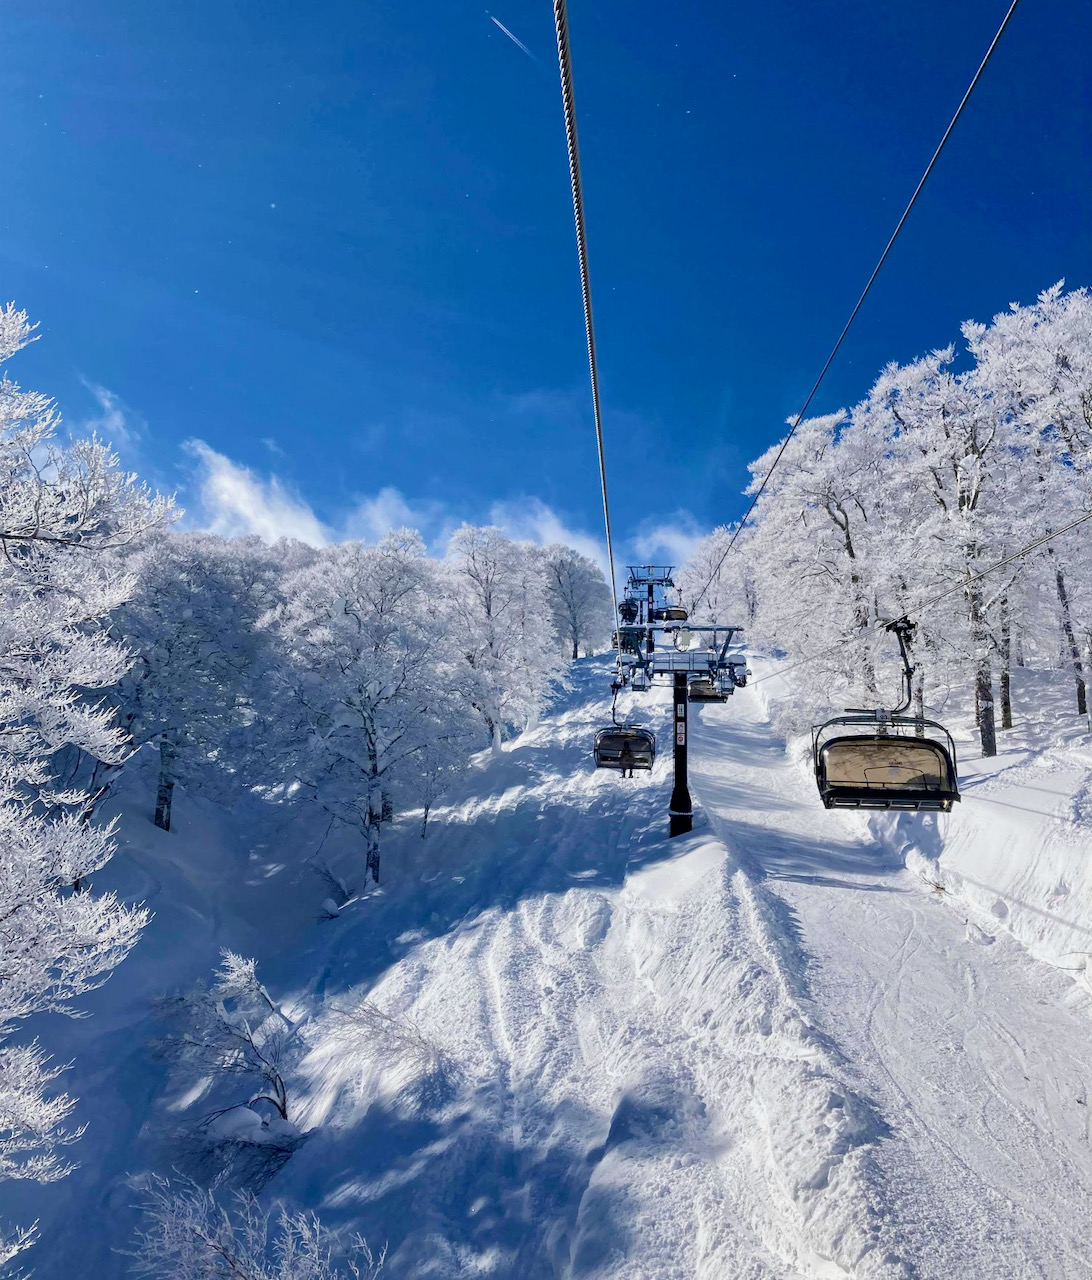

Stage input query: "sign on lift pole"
[
  {"left": 669, "top": 671, "right": 693, "bottom": 836},
  {"left": 646, "top": 578, "right": 655, "bottom": 655}
]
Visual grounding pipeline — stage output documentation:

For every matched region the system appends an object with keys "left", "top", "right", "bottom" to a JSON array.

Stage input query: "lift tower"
[
  {"left": 626, "top": 567, "right": 691, "bottom": 835},
  {"left": 669, "top": 672, "right": 692, "bottom": 836}
]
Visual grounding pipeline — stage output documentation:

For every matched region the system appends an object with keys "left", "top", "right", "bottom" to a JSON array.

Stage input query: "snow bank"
[{"left": 756, "top": 659, "right": 1092, "bottom": 994}]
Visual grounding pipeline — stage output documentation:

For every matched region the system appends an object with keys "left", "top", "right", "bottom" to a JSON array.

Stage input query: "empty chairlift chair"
[
  {"left": 812, "top": 618, "right": 961, "bottom": 813},
  {"left": 594, "top": 726, "right": 656, "bottom": 772},
  {"left": 688, "top": 678, "right": 727, "bottom": 703},
  {"left": 813, "top": 715, "right": 960, "bottom": 812}
]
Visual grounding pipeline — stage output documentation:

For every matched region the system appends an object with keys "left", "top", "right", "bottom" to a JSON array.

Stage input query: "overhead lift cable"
[
  {"left": 690, "top": 0, "right": 1024, "bottom": 615},
  {"left": 551, "top": 0, "right": 620, "bottom": 623}
]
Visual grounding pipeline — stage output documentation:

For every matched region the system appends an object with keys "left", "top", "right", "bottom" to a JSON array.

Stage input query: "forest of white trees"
[
  {"left": 0, "top": 306, "right": 612, "bottom": 1270},
  {"left": 680, "top": 282, "right": 1092, "bottom": 756}
]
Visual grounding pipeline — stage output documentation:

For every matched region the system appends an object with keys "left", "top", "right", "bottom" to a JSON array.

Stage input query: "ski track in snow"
[
  {"left": 689, "top": 679, "right": 1092, "bottom": 1279},
  {"left": 287, "top": 660, "right": 1017, "bottom": 1280},
  {"left": 13, "top": 658, "right": 1092, "bottom": 1278}
]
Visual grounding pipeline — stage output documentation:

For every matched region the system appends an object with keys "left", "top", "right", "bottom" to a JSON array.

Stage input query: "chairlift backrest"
[
  {"left": 689, "top": 678, "right": 728, "bottom": 702},
  {"left": 813, "top": 716, "right": 959, "bottom": 812},
  {"left": 593, "top": 726, "right": 656, "bottom": 771}
]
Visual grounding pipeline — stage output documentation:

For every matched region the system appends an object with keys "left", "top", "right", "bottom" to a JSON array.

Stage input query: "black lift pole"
[{"left": 669, "top": 671, "right": 693, "bottom": 836}]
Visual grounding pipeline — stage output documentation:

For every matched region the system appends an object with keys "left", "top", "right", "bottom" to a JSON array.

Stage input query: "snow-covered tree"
[
  {"left": 269, "top": 531, "right": 466, "bottom": 883},
  {"left": 699, "top": 281, "right": 1092, "bottom": 752},
  {"left": 130, "top": 1178, "right": 385, "bottom": 1280},
  {"left": 444, "top": 526, "right": 565, "bottom": 749},
  {"left": 966, "top": 283, "right": 1092, "bottom": 718},
  {"left": 729, "top": 410, "right": 895, "bottom": 726},
  {"left": 106, "top": 532, "right": 285, "bottom": 830},
  {"left": 159, "top": 952, "right": 300, "bottom": 1137},
  {"left": 0, "top": 303, "right": 171, "bottom": 1266},
  {"left": 537, "top": 544, "right": 613, "bottom": 659},
  {"left": 676, "top": 523, "right": 755, "bottom": 626}
]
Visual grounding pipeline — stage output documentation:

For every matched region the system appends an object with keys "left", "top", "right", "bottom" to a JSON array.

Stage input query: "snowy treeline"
[
  {"left": 0, "top": 307, "right": 610, "bottom": 1267},
  {"left": 105, "top": 526, "right": 608, "bottom": 881},
  {"left": 0, "top": 305, "right": 172, "bottom": 1267},
  {"left": 682, "top": 282, "right": 1092, "bottom": 755}
]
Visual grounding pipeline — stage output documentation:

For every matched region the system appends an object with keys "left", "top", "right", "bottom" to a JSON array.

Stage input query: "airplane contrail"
[{"left": 489, "top": 14, "right": 538, "bottom": 62}]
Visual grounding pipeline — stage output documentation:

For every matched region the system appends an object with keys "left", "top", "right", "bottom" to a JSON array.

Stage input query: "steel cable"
[
  {"left": 690, "top": 0, "right": 1024, "bottom": 614},
  {"left": 551, "top": 0, "right": 620, "bottom": 623}
]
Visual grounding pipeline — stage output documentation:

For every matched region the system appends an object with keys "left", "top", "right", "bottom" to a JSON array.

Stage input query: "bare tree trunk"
[
  {"left": 1051, "top": 558, "right": 1087, "bottom": 716},
  {"left": 364, "top": 743, "right": 383, "bottom": 883},
  {"left": 365, "top": 809, "right": 382, "bottom": 884},
  {"left": 998, "top": 596, "right": 1013, "bottom": 730},
  {"left": 154, "top": 739, "right": 177, "bottom": 831},
  {"left": 1085, "top": 635, "right": 1092, "bottom": 734},
  {"left": 975, "top": 662, "right": 997, "bottom": 757},
  {"left": 969, "top": 589, "right": 997, "bottom": 757}
]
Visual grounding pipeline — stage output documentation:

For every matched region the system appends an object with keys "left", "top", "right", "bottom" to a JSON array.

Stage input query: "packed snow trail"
[
  {"left": 11, "top": 658, "right": 1092, "bottom": 1278},
  {"left": 689, "top": 678, "right": 1092, "bottom": 1279},
  {"left": 284, "top": 660, "right": 909, "bottom": 1279}
]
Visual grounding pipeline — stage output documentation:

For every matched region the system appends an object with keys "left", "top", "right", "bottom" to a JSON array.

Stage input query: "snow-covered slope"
[
  {"left": 690, "top": 674, "right": 1092, "bottom": 1278},
  {"left": 9, "top": 657, "right": 1092, "bottom": 1278},
  {"left": 902, "top": 670, "right": 1092, "bottom": 992}
]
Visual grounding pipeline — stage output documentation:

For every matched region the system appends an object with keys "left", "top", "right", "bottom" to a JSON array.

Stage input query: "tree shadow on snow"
[
  {"left": 290, "top": 663, "right": 689, "bottom": 1002},
  {"left": 282, "top": 1076, "right": 633, "bottom": 1280}
]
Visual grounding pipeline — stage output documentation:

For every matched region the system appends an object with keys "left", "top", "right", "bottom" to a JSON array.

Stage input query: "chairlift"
[
  {"left": 688, "top": 678, "right": 728, "bottom": 703},
  {"left": 812, "top": 620, "right": 960, "bottom": 812},
  {"left": 613, "top": 625, "right": 644, "bottom": 655},
  {"left": 618, "top": 597, "right": 641, "bottom": 624},
  {"left": 653, "top": 606, "right": 689, "bottom": 622},
  {"left": 728, "top": 660, "right": 749, "bottom": 689},
  {"left": 593, "top": 680, "right": 656, "bottom": 772},
  {"left": 593, "top": 725, "right": 657, "bottom": 772}
]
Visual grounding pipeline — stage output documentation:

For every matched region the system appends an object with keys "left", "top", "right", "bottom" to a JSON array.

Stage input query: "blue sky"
[{"left": 2, "top": 0, "right": 1090, "bottom": 567}]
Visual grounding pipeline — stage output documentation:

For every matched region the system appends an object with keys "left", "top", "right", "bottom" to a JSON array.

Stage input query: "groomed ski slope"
[
  {"left": 285, "top": 657, "right": 1092, "bottom": 1278},
  {"left": 284, "top": 660, "right": 905, "bottom": 1279},
  {"left": 12, "top": 657, "right": 1092, "bottom": 1278},
  {"left": 690, "top": 669, "right": 1092, "bottom": 1278}
]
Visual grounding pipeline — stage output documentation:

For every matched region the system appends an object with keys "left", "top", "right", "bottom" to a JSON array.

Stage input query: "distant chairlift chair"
[
  {"left": 593, "top": 726, "right": 656, "bottom": 773},
  {"left": 688, "top": 678, "right": 728, "bottom": 703}
]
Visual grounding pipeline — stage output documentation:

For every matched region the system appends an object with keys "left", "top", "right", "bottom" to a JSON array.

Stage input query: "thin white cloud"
[
  {"left": 489, "top": 496, "right": 609, "bottom": 573},
  {"left": 631, "top": 510, "right": 707, "bottom": 568},
  {"left": 184, "top": 440, "right": 330, "bottom": 546},
  {"left": 178, "top": 437, "right": 707, "bottom": 578},
  {"left": 78, "top": 380, "right": 142, "bottom": 447},
  {"left": 260, "top": 436, "right": 286, "bottom": 457},
  {"left": 344, "top": 486, "right": 448, "bottom": 545}
]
